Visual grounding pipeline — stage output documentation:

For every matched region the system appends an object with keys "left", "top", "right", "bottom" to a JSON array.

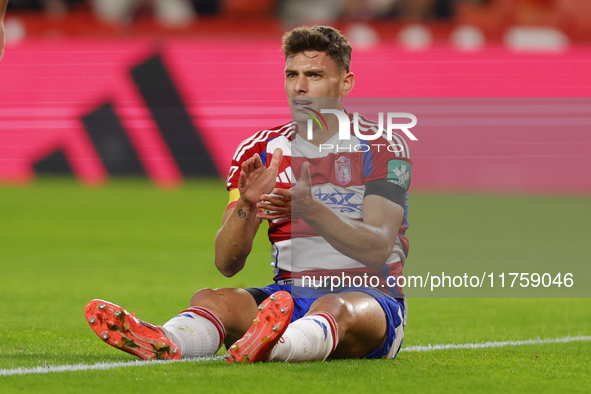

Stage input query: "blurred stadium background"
[{"left": 1, "top": 0, "right": 590, "bottom": 191}]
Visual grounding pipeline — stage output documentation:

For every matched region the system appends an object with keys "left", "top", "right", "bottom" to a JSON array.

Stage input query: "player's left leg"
[
  {"left": 267, "top": 291, "right": 404, "bottom": 361},
  {"left": 310, "top": 292, "right": 388, "bottom": 359},
  {"left": 225, "top": 291, "right": 294, "bottom": 363}
]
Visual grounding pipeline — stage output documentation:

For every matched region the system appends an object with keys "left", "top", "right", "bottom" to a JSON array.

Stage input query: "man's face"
[{"left": 284, "top": 51, "right": 353, "bottom": 122}]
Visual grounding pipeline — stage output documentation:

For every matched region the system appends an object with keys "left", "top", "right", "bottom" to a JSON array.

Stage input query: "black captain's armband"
[{"left": 364, "top": 179, "right": 406, "bottom": 208}]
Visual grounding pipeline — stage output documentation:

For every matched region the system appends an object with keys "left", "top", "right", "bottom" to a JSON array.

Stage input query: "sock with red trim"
[
  {"left": 162, "top": 306, "right": 226, "bottom": 358},
  {"left": 267, "top": 312, "right": 338, "bottom": 362}
]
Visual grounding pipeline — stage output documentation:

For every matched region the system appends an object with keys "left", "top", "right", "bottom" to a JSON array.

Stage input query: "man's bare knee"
[
  {"left": 309, "top": 295, "right": 354, "bottom": 327},
  {"left": 188, "top": 287, "right": 258, "bottom": 344},
  {"left": 189, "top": 288, "right": 245, "bottom": 320},
  {"left": 190, "top": 288, "right": 216, "bottom": 306}
]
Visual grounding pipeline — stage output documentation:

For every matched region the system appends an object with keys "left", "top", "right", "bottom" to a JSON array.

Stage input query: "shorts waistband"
[{"left": 276, "top": 278, "right": 329, "bottom": 289}]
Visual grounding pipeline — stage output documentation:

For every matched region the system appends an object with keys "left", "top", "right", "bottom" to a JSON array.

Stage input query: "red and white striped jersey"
[{"left": 226, "top": 114, "right": 412, "bottom": 296}]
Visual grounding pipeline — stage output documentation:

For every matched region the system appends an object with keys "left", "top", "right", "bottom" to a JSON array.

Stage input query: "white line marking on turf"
[
  {"left": 1, "top": 335, "right": 589, "bottom": 377},
  {"left": 0, "top": 356, "right": 224, "bottom": 377},
  {"left": 400, "top": 335, "right": 591, "bottom": 352}
]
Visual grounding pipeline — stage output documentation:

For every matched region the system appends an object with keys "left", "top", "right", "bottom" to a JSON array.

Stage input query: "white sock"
[
  {"left": 268, "top": 312, "right": 339, "bottom": 362},
  {"left": 162, "top": 306, "right": 225, "bottom": 358}
]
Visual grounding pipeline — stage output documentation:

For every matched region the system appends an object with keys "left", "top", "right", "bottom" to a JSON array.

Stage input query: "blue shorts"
[{"left": 247, "top": 284, "right": 406, "bottom": 359}]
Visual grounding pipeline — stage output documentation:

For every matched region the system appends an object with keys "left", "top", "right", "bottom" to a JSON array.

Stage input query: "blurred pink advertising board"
[{"left": 1, "top": 38, "right": 590, "bottom": 193}]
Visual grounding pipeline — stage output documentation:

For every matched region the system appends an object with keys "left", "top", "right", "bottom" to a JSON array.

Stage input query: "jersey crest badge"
[{"left": 335, "top": 156, "right": 351, "bottom": 186}]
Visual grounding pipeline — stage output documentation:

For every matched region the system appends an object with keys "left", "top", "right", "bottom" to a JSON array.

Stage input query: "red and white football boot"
[
  {"left": 85, "top": 299, "right": 181, "bottom": 361},
  {"left": 226, "top": 291, "right": 293, "bottom": 363}
]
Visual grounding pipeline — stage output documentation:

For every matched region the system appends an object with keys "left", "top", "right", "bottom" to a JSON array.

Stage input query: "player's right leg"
[
  {"left": 85, "top": 299, "right": 181, "bottom": 360},
  {"left": 85, "top": 287, "right": 259, "bottom": 360},
  {"left": 187, "top": 287, "right": 260, "bottom": 346}
]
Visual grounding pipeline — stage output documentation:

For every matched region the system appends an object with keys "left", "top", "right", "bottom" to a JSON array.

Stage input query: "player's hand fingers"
[
  {"left": 266, "top": 198, "right": 289, "bottom": 208},
  {"left": 259, "top": 194, "right": 288, "bottom": 205},
  {"left": 241, "top": 157, "right": 252, "bottom": 174},
  {"left": 257, "top": 211, "right": 290, "bottom": 220},
  {"left": 253, "top": 153, "right": 262, "bottom": 169},
  {"left": 259, "top": 149, "right": 282, "bottom": 193},
  {"left": 299, "top": 162, "right": 311, "bottom": 187},
  {"left": 271, "top": 188, "right": 291, "bottom": 199},
  {"left": 251, "top": 155, "right": 258, "bottom": 169},
  {"left": 269, "top": 148, "right": 283, "bottom": 171},
  {"left": 256, "top": 201, "right": 289, "bottom": 211},
  {"left": 238, "top": 170, "right": 247, "bottom": 189}
]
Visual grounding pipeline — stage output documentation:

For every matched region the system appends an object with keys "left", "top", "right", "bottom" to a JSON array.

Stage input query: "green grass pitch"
[{"left": 1, "top": 178, "right": 589, "bottom": 393}]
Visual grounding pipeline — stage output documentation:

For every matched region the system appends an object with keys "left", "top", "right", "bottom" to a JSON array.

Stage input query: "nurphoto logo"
[{"left": 304, "top": 109, "right": 418, "bottom": 153}]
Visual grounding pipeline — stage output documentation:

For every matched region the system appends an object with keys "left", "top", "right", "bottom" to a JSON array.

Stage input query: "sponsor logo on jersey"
[{"left": 313, "top": 187, "right": 362, "bottom": 213}]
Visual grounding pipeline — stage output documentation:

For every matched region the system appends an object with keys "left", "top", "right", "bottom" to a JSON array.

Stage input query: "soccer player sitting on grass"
[{"left": 85, "top": 25, "right": 412, "bottom": 363}]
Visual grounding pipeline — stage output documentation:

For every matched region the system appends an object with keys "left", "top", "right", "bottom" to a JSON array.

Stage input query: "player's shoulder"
[{"left": 232, "top": 121, "right": 295, "bottom": 161}]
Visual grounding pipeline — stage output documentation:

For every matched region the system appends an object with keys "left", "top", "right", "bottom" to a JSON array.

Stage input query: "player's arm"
[
  {"left": 0, "top": 0, "right": 7, "bottom": 20},
  {"left": 0, "top": 0, "right": 8, "bottom": 61},
  {"left": 291, "top": 162, "right": 403, "bottom": 271},
  {"left": 214, "top": 149, "right": 283, "bottom": 277}
]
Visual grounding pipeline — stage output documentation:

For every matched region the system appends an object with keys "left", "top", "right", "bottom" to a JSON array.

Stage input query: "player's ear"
[{"left": 341, "top": 72, "right": 355, "bottom": 97}]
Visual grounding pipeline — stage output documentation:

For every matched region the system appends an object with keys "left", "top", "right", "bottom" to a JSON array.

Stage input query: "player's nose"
[{"left": 293, "top": 74, "right": 307, "bottom": 94}]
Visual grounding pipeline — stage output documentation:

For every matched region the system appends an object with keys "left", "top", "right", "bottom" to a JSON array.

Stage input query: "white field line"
[
  {"left": 399, "top": 335, "right": 591, "bottom": 352},
  {"left": 1, "top": 335, "right": 590, "bottom": 377},
  {"left": 0, "top": 356, "right": 224, "bottom": 377}
]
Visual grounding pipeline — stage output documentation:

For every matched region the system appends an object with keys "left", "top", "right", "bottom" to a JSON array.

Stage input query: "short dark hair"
[{"left": 282, "top": 26, "right": 352, "bottom": 72}]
